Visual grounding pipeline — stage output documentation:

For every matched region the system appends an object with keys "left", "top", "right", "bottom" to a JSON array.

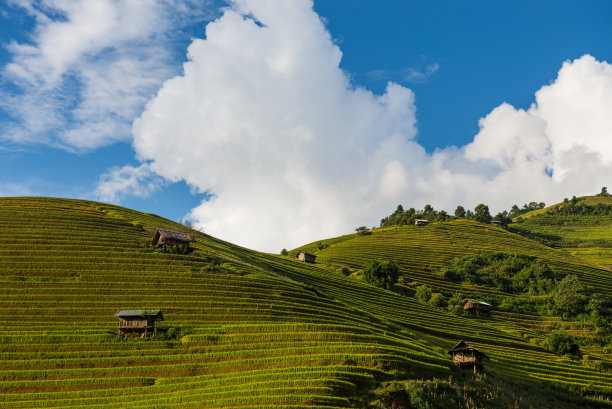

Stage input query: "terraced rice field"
[
  {"left": 294, "top": 219, "right": 612, "bottom": 296},
  {"left": 509, "top": 196, "right": 612, "bottom": 269},
  {"left": 510, "top": 215, "right": 612, "bottom": 269},
  {"left": 1, "top": 197, "right": 611, "bottom": 407}
]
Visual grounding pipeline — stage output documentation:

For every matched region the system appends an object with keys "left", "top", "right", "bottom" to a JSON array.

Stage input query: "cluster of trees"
[
  {"left": 436, "top": 251, "right": 612, "bottom": 335},
  {"left": 440, "top": 252, "right": 560, "bottom": 294},
  {"left": 454, "top": 203, "right": 500, "bottom": 224},
  {"left": 380, "top": 200, "right": 551, "bottom": 229},
  {"left": 507, "top": 202, "right": 546, "bottom": 218},
  {"left": 555, "top": 196, "right": 612, "bottom": 216},
  {"left": 380, "top": 204, "right": 452, "bottom": 227}
]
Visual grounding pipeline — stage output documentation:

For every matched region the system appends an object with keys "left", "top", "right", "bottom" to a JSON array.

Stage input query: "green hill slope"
[
  {"left": 1, "top": 197, "right": 611, "bottom": 408},
  {"left": 509, "top": 195, "right": 612, "bottom": 269}
]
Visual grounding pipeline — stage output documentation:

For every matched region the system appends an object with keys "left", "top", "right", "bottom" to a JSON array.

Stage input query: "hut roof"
[
  {"left": 463, "top": 299, "right": 491, "bottom": 307},
  {"left": 447, "top": 340, "right": 489, "bottom": 359},
  {"left": 114, "top": 310, "right": 164, "bottom": 320},
  {"left": 154, "top": 229, "right": 195, "bottom": 243}
]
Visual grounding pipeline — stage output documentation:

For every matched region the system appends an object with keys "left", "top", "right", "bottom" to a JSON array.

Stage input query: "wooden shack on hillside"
[
  {"left": 151, "top": 229, "right": 194, "bottom": 253},
  {"left": 296, "top": 251, "right": 317, "bottom": 263},
  {"left": 463, "top": 299, "right": 491, "bottom": 314},
  {"left": 448, "top": 340, "right": 489, "bottom": 373},
  {"left": 490, "top": 220, "right": 502, "bottom": 226},
  {"left": 414, "top": 219, "right": 429, "bottom": 226},
  {"left": 115, "top": 310, "right": 164, "bottom": 337}
]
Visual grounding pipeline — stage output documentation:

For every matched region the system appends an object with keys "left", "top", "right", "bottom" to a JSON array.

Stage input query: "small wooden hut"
[
  {"left": 115, "top": 310, "right": 164, "bottom": 337},
  {"left": 463, "top": 299, "right": 491, "bottom": 314},
  {"left": 414, "top": 219, "right": 429, "bottom": 226},
  {"left": 448, "top": 340, "right": 489, "bottom": 373},
  {"left": 151, "top": 229, "right": 195, "bottom": 253},
  {"left": 296, "top": 251, "right": 317, "bottom": 263},
  {"left": 490, "top": 220, "right": 502, "bottom": 226}
]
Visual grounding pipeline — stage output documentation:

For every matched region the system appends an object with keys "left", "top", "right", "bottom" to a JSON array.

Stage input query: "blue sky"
[{"left": 1, "top": 1, "right": 611, "bottom": 251}]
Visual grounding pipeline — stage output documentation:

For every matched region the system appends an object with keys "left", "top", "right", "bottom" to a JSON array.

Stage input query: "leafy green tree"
[
  {"left": 465, "top": 210, "right": 474, "bottom": 220},
  {"left": 492, "top": 211, "right": 512, "bottom": 227},
  {"left": 473, "top": 204, "right": 492, "bottom": 223},
  {"left": 362, "top": 259, "right": 399, "bottom": 290},
  {"left": 454, "top": 206, "right": 466, "bottom": 218},
  {"left": 280, "top": 248, "right": 288, "bottom": 256},
  {"left": 355, "top": 226, "right": 371, "bottom": 236},
  {"left": 551, "top": 274, "right": 586, "bottom": 316},
  {"left": 545, "top": 330, "right": 580, "bottom": 357},
  {"left": 598, "top": 186, "right": 610, "bottom": 197},
  {"left": 415, "top": 285, "right": 432, "bottom": 303}
]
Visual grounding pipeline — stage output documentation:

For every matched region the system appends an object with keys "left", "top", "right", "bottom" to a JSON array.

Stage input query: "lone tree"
[
  {"left": 355, "top": 226, "right": 371, "bottom": 236},
  {"left": 363, "top": 259, "right": 399, "bottom": 290},
  {"left": 454, "top": 205, "right": 466, "bottom": 218},
  {"left": 551, "top": 274, "right": 586, "bottom": 316},
  {"left": 473, "top": 204, "right": 492, "bottom": 223}
]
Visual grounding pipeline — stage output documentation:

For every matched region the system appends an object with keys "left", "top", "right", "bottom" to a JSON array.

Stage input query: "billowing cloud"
[
  {"left": 93, "top": 163, "right": 165, "bottom": 204},
  {"left": 1, "top": 0, "right": 215, "bottom": 150},
  {"left": 130, "top": 0, "right": 612, "bottom": 252}
]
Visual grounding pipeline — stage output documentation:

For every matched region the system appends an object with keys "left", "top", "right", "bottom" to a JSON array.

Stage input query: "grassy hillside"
[
  {"left": 1, "top": 197, "right": 611, "bottom": 408},
  {"left": 294, "top": 219, "right": 612, "bottom": 296},
  {"left": 509, "top": 195, "right": 612, "bottom": 269}
]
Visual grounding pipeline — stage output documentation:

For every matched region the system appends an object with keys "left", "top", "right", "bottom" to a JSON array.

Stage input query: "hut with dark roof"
[
  {"left": 151, "top": 229, "right": 195, "bottom": 253},
  {"left": 296, "top": 251, "right": 317, "bottom": 263},
  {"left": 448, "top": 340, "right": 489, "bottom": 373},
  {"left": 115, "top": 310, "right": 164, "bottom": 337}
]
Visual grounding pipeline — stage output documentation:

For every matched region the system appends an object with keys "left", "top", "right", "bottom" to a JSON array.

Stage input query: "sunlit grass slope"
[
  {"left": 510, "top": 195, "right": 612, "bottom": 269},
  {"left": 0, "top": 197, "right": 611, "bottom": 408},
  {"left": 294, "top": 219, "right": 612, "bottom": 296}
]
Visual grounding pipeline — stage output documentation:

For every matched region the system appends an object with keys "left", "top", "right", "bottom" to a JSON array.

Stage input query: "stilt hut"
[
  {"left": 115, "top": 310, "right": 164, "bottom": 337},
  {"left": 151, "top": 229, "right": 195, "bottom": 253},
  {"left": 296, "top": 251, "right": 317, "bottom": 263},
  {"left": 414, "top": 219, "right": 429, "bottom": 226},
  {"left": 463, "top": 300, "right": 491, "bottom": 314},
  {"left": 448, "top": 340, "right": 489, "bottom": 373}
]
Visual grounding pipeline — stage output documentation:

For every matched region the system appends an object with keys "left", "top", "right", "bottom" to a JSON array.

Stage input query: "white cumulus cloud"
[
  {"left": 1, "top": 0, "right": 215, "bottom": 150},
  {"left": 94, "top": 163, "right": 166, "bottom": 204},
  {"left": 130, "top": 0, "right": 611, "bottom": 252}
]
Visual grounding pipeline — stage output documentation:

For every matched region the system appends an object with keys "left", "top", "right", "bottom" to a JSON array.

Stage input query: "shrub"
[
  {"left": 415, "top": 285, "right": 432, "bottom": 303},
  {"left": 340, "top": 266, "right": 351, "bottom": 276},
  {"left": 362, "top": 259, "right": 400, "bottom": 290},
  {"left": 545, "top": 330, "right": 580, "bottom": 357},
  {"left": 429, "top": 292, "right": 447, "bottom": 307},
  {"left": 447, "top": 292, "right": 465, "bottom": 315}
]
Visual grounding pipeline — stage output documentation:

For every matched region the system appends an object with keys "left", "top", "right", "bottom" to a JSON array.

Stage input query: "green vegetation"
[
  {"left": 0, "top": 196, "right": 611, "bottom": 408},
  {"left": 362, "top": 259, "right": 399, "bottom": 290},
  {"left": 380, "top": 204, "right": 452, "bottom": 227},
  {"left": 546, "top": 330, "right": 581, "bottom": 358},
  {"left": 440, "top": 252, "right": 560, "bottom": 295}
]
